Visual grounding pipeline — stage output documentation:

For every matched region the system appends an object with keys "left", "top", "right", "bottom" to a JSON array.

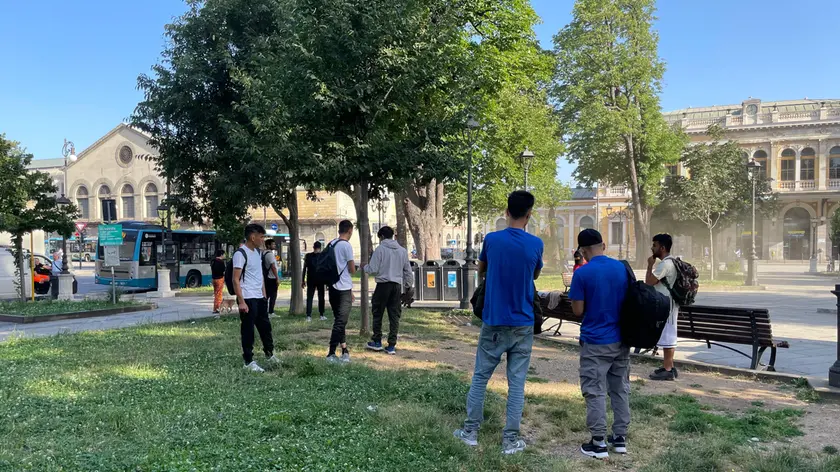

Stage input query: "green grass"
[
  {"left": 0, "top": 307, "right": 830, "bottom": 471},
  {"left": 0, "top": 300, "right": 140, "bottom": 317},
  {"left": 178, "top": 279, "right": 293, "bottom": 294}
]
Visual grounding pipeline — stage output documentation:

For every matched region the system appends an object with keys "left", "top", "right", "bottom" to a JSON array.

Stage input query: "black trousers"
[
  {"left": 328, "top": 288, "right": 353, "bottom": 350},
  {"left": 372, "top": 282, "right": 402, "bottom": 346},
  {"left": 265, "top": 278, "right": 279, "bottom": 314},
  {"left": 239, "top": 298, "right": 273, "bottom": 364},
  {"left": 306, "top": 282, "right": 325, "bottom": 316}
]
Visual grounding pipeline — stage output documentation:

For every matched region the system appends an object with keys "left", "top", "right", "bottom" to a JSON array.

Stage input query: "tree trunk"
[
  {"left": 349, "top": 183, "right": 372, "bottom": 337},
  {"left": 547, "top": 206, "right": 561, "bottom": 271},
  {"left": 14, "top": 234, "right": 25, "bottom": 302},
  {"left": 276, "top": 192, "right": 304, "bottom": 315},
  {"left": 403, "top": 180, "right": 444, "bottom": 261},
  {"left": 395, "top": 191, "right": 409, "bottom": 253},
  {"left": 624, "top": 135, "right": 651, "bottom": 268},
  {"left": 708, "top": 226, "right": 716, "bottom": 281}
]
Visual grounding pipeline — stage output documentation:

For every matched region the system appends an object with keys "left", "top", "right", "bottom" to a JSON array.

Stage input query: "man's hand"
[
  {"left": 351, "top": 292, "right": 356, "bottom": 303},
  {"left": 301, "top": 281, "right": 306, "bottom": 289},
  {"left": 647, "top": 255, "right": 657, "bottom": 267},
  {"left": 239, "top": 301, "right": 249, "bottom": 313}
]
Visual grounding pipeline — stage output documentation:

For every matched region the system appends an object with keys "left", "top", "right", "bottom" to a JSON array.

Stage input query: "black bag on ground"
[
  {"left": 470, "top": 281, "right": 543, "bottom": 334},
  {"left": 224, "top": 248, "right": 247, "bottom": 296},
  {"left": 311, "top": 240, "right": 348, "bottom": 286},
  {"left": 619, "top": 260, "right": 671, "bottom": 349}
]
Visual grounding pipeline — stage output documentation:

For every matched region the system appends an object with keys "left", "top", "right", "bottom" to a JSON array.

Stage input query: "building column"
[
  {"left": 819, "top": 139, "right": 828, "bottom": 190},
  {"left": 795, "top": 149, "right": 802, "bottom": 191},
  {"left": 568, "top": 209, "right": 575, "bottom": 256},
  {"left": 769, "top": 141, "right": 778, "bottom": 190}
]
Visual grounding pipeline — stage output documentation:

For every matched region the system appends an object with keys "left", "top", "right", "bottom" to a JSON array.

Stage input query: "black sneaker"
[
  {"left": 607, "top": 435, "right": 627, "bottom": 454},
  {"left": 581, "top": 438, "right": 609, "bottom": 459},
  {"left": 649, "top": 367, "right": 676, "bottom": 381}
]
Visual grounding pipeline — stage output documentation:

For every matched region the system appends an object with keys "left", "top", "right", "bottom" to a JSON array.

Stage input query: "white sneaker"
[
  {"left": 306, "top": 316, "right": 312, "bottom": 323},
  {"left": 266, "top": 355, "right": 281, "bottom": 365},
  {"left": 244, "top": 361, "right": 265, "bottom": 373},
  {"left": 319, "top": 315, "right": 327, "bottom": 321}
]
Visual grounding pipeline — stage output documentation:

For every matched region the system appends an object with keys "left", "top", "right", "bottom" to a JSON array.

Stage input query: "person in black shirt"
[
  {"left": 211, "top": 249, "right": 226, "bottom": 314},
  {"left": 301, "top": 241, "right": 326, "bottom": 322}
]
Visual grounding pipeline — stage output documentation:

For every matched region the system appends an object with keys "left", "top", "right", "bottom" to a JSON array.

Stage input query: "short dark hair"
[
  {"left": 377, "top": 226, "right": 394, "bottom": 239},
  {"left": 264, "top": 239, "right": 275, "bottom": 249},
  {"left": 653, "top": 233, "right": 673, "bottom": 251},
  {"left": 338, "top": 219, "right": 353, "bottom": 235},
  {"left": 244, "top": 223, "right": 266, "bottom": 240},
  {"left": 507, "top": 190, "right": 535, "bottom": 219},
  {"left": 215, "top": 249, "right": 225, "bottom": 258},
  {"left": 313, "top": 241, "right": 322, "bottom": 250}
]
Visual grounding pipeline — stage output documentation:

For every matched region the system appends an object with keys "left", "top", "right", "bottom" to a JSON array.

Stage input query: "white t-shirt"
[
  {"left": 263, "top": 250, "right": 278, "bottom": 280},
  {"left": 233, "top": 245, "right": 264, "bottom": 299},
  {"left": 653, "top": 255, "right": 679, "bottom": 322},
  {"left": 330, "top": 238, "right": 354, "bottom": 291}
]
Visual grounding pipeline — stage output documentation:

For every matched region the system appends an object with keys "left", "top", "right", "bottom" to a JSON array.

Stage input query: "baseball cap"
[{"left": 577, "top": 228, "right": 603, "bottom": 250}]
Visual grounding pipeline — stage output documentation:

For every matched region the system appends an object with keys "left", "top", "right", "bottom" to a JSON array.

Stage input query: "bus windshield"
[{"left": 97, "top": 230, "right": 138, "bottom": 261}]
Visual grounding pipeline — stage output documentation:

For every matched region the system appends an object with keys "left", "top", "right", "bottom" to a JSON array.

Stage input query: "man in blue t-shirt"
[
  {"left": 454, "top": 191, "right": 543, "bottom": 455},
  {"left": 569, "top": 228, "right": 631, "bottom": 460}
]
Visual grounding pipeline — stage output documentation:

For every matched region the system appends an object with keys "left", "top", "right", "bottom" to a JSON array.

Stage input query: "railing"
[
  {"left": 829, "top": 109, "right": 840, "bottom": 117},
  {"left": 778, "top": 181, "right": 795, "bottom": 190},
  {"left": 607, "top": 186, "right": 628, "bottom": 196},
  {"left": 829, "top": 179, "right": 840, "bottom": 189},
  {"left": 778, "top": 111, "right": 821, "bottom": 121},
  {"left": 800, "top": 180, "right": 816, "bottom": 190},
  {"left": 672, "top": 107, "right": 840, "bottom": 131},
  {"left": 728, "top": 115, "right": 744, "bottom": 126}
]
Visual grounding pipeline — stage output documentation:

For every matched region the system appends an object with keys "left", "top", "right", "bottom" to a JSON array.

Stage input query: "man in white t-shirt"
[
  {"left": 233, "top": 223, "right": 279, "bottom": 373},
  {"left": 263, "top": 239, "right": 281, "bottom": 315},
  {"left": 327, "top": 219, "right": 356, "bottom": 363},
  {"left": 645, "top": 233, "right": 679, "bottom": 381}
]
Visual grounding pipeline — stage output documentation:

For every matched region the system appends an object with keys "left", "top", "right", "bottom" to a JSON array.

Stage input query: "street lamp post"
[
  {"left": 606, "top": 203, "right": 632, "bottom": 260},
  {"left": 745, "top": 159, "right": 760, "bottom": 286},
  {"left": 460, "top": 117, "right": 480, "bottom": 310},
  {"left": 58, "top": 140, "right": 77, "bottom": 275},
  {"left": 518, "top": 148, "right": 535, "bottom": 234}
]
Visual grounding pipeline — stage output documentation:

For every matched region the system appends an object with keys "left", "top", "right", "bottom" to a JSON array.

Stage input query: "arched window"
[
  {"left": 829, "top": 147, "right": 840, "bottom": 183},
  {"left": 495, "top": 217, "right": 506, "bottom": 232},
  {"left": 800, "top": 147, "right": 816, "bottom": 181},
  {"left": 557, "top": 219, "right": 565, "bottom": 250},
  {"left": 98, "top": 185, "right": 114, "bottom": 221},
  {"left": 121, "top": 184, "right": 135, "bottom": 219},
  {"left": 752, "top": 150, "right": 768, "bottom": 180},
  {"left": 315, "top": 232, "right": 325, "bottom": 244},
  {"left": 780, "top": 149, "right": 796, "bottom": 181},
  {"left": 144, "top": 183, "right": 159, "bottom": 219},
  {"left": 75, "top": 186, "right": 89, "bottom": 219},
  {"left": 580, "top": 215, "right": 594, "bottom": 231}
]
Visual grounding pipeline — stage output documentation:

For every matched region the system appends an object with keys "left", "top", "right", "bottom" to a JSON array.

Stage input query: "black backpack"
[
  {"left": 619, "top": 261, "right": 672, "bottom": 350},
  {"left": 224, "top": 248, "right": 248, "bottom": 296},
  {"left": 311, "top": 240, "right": 349, "bottom": 286},
  {"left": 662, "top": 257, "right": 699, "bottom": 306},
  {"left": 471, "top": 281, "right": 543, "bottom": 334}
]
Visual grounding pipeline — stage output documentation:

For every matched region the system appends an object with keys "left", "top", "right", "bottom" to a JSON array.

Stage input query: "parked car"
[{"left": 0, "top": 247, "right": 78, "bottom": 300}]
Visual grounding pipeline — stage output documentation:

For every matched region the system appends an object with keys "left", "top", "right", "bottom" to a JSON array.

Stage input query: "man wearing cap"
[{"left": 569, "top": 229, "right": 631, "bottom": 460}]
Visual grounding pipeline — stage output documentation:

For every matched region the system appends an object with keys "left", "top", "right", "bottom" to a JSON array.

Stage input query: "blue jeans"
[{"left": 464, "top": 324, "right": 534, "bottom": 440}]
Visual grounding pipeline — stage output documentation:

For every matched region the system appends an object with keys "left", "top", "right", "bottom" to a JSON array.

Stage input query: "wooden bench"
[
  {"left": 669, "top": 305, "right": 789, "bottom": 371},
  {"left": 537, "top": 291, "right": 581, "bottom": 336}
]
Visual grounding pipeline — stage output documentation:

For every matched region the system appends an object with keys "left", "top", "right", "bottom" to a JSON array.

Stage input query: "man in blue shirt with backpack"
[{"left": 569, "top": 229, "right": 631, "bottom": 460}]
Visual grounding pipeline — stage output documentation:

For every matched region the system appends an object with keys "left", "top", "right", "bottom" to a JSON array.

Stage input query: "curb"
[
  {"left": 536, "top": 335, "right": 840, "bottom": 401},
  {"left": 0, "top": 304, "right": 158, "bottom": 324},
  {"left": 700, "top": 286, "right": 767, "bottom": 292}
]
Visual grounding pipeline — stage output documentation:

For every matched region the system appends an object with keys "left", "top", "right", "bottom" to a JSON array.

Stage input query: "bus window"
[{"left": 139, "top": 241, "right": 156, "bottom": 266}]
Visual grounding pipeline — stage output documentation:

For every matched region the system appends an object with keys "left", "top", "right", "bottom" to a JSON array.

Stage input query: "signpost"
[
  {"left": 270, "top": 223, "right": 279, "bottom": 231},
  {"left": 100, "top": 224, "right": 123, "bottom": 304}
]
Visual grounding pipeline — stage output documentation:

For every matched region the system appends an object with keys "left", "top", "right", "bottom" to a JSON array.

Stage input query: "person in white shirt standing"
[
  {"left": 327, "top": 220, "right": 356, "bottom": 363},
  {"left": 263, "top": 239, "right": 281, "bottom": 315},
  {"left": 233, "top": 224, "right": 279, "bottom": 373},
  {"left": 645, "top": 233, "right": 679, "bottom": 381}
]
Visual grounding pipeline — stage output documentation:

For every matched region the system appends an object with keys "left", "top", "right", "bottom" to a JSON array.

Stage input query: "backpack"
[
  {"left": 224, "top": 248, "right": 248, "bottom": 296},
  {"left": 619, "top": 261, "right": 672, "bottom": 350},
  {"left": 262, "top": 250, "right": 273, "bottom": 281},
  {"left": 662, "top": 257, "right": 699, "bottom": 306},
  {"left": 470, "top": 281, "right": 543, "bottom": 334},
  {"left": 311, "top": 240, "right": 349, "bottom": 286}
]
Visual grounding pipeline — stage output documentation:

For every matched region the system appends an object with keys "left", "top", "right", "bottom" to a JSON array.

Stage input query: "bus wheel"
[
  {"left": 186, "top": 271, "right": 202, "bottom": 288},
  {"left": 84, "top": 254, "right": 91, "bottom": 262}
]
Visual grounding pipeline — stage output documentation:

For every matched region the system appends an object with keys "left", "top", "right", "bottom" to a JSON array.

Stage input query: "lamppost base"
[
  {"left": 460, "top": 261, "right": 477, "bottom": 310},
  {"left": 830, "top": 362, "right": 840, "bottom": 388},
  {"left": 57, "top": 274, "right": 74, "bottom": 301},
  {"left": 810, "top": 257, "right": 818, "bottom": 273}
]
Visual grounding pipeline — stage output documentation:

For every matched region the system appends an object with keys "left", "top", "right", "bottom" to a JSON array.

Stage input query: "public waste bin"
[
  {"left": 409, "top": 260, "right": 422, "bottom": 300},
  {"left": 421, "top": 260, "right": 443, "bottom": 301},
  {"left": 442, "top": 259, "right": 464, "bottom": 301}
]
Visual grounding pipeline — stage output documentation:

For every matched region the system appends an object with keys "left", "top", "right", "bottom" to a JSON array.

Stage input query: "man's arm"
[
  {"left": 364, "top": 248, "right": 381, "bottom": 276},
  {"left": 572, "top": 300, "right": 585, "bottom": 317},
  {"left": 268, "top": 253, "right": 279, "bottom": 279},
  {"left": 301, "top": 254, "right": 308, "bottom": 282},
  {"left": 233, "top": 267, "right": 247, "bottom": 312},
  {"left": 402, "top": 252, "right": 413, "bottom": 287},
  {"left": 645, "top": 256, "right": 660, "bottom": 286}
]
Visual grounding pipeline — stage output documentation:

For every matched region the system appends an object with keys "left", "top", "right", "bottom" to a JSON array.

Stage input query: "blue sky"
[{"left": 2, "top": 0, "right": 839, "bottom": 184}]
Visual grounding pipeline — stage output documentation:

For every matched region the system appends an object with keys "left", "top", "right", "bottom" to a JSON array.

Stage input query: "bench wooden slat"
[
  {"left": 679, "top": 319, "right": 774, "bottom": 332},
  {"left": 678, "top": 326, "right": 775, "bottom": 343}
]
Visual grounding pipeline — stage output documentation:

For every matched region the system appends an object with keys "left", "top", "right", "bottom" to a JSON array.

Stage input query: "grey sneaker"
[
  {"left": 502, "top": 437, "right": 526, "bottom": 455},
  {"left": 453, "top": 429, "right": 478, "bottom": 447},
  {"left": 319, "top": 315, "right": 327, "bottom": 321},
  {"left": 306, "top": 316, "right": 312, "bottom": 323},
  {"left": 326, "top": 354, "right": 340, "bottom": 363},
  {"left": 340, "top": 351, "right": 351, "bottom": 363},
  {"left": 649, "top": 367, "right": 676, "bottom": 381}
]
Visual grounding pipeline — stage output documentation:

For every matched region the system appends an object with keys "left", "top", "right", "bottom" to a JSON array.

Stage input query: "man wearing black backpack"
[
  {"left": 646, "top": 234, "right": 680, "bottom": 381},
  {"left": 301, "top": 241, "right": 327, "bottom": 323},
  {"left": 569, "top": 229, "right": 631, "bottom": 459},
  {"left": 325, "top": 220, "right": 356, "bottom": 363}
]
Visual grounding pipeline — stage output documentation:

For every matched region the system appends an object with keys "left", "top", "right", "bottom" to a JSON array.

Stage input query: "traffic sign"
[
  {"left": 75, "top": 222, "right": 87, "bottom": 232},
  {"left": 103, "top": 246, "right": 120, "bottom": 267},
  {"left": 99, "top": 224, "right": 124, "bottom": 246},
  {"left": 270, "top": 223, "right": 279, "bottom": 231}
]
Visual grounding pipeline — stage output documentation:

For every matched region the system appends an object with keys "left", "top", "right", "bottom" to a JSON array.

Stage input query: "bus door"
[{"left": 139, "top": 231, "right": 162, "bottom": 288}]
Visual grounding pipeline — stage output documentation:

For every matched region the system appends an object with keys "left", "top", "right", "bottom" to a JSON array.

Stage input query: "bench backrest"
[
  {"left": 678, "top": 305, "right": 775, "bottom": 347},
  {"left": 538, "top": 292, "right": 583, "bottom": 323}
]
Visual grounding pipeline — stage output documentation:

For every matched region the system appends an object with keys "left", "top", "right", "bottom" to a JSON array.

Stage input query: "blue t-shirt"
[
  {"left": 568, "top": 255, "right": 628, "bottom": 345},
  {"left": 479, "top": 228, "right": 544, "bottom": 327}
]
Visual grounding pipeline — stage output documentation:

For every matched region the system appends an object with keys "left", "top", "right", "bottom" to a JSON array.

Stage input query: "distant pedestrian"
[
  {"left": 263, "top": 239, "right": 280, "bottom": 315},
  {"left": 364, "top": 226, "right": 413, "bottom": 355},
  {"left": 646, "top": 233, "right": 679, "bottom": 381},
  {"left": 211, "top": 249, "right": 226, "bottom": 314},
  {"left": 233, "top": 223, "right": 279, "bottom": 373},
  {"left": 569, "top": 229, "right": 631, "bottom": 459},
  {"left": 454, "top": 190, "right": 543, "bottom": 455},
  {"left": 326, "top": 220, "right": 356, "bottom": 363},
  {"left": 302, "top": 241, "right": 327, "bottom": 322},
  {"left": 573, "top": 250, "right": 587, "bottom": 272}
]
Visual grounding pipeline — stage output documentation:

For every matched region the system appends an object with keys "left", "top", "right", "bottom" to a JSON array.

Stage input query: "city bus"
[
  {"left": 95, "top": 222, "right": 219, "bottom": 290},
  {"left": 46, "top": 237, "right": 98, "bottom": 262}
]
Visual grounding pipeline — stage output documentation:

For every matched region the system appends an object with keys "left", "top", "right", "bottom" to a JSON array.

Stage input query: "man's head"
[
  {"left": 377, "top": 225, "right": 394, "bottom": 240},
  {"left": 338, "top": 219, "right": 354, "bottom": 238},
  {"left": 573, "top": 250, "right": 583, "bottom": 264},
  {"left": 651, "top": 233, "right": 673, "bottom": 259},
  {"left": 243, "top": 223, "right": 266, "bottom": 248},
  {"left": 577, "top": 229, "right": 605, "bottom": 262},
  {"left": 264, "top": 239, "right": 275, "bottom": 250},
  {"left": 215, "top": 249, "right": 225, "bottom": 258},
  {"left": 313, "top": 241, "right": 322, "bottom": 253},
  {"left": 505, "top": 190, "right": 535, "bottom": 225}
]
